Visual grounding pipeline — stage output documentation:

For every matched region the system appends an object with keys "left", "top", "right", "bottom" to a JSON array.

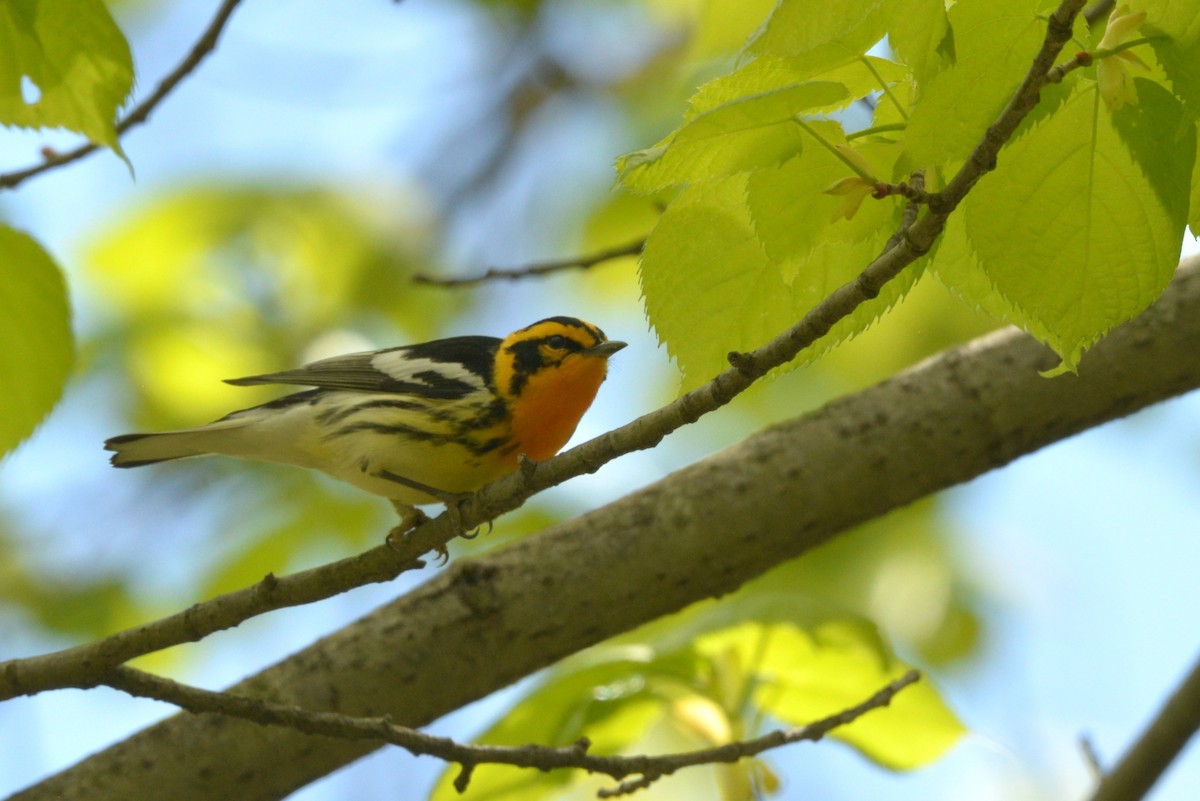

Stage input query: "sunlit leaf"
[
  {"left": 746, "top": 121, "right": 899, "bottom": 262},
  {"left": 641, "top": 172, "right": 921, "bottom": 388},
  {"left": 963, "top": 79, "right": 1193, "bottom": 370},
  {"left": 698, "top": 620, "right": 964, "bottom": 770},
  {"left": 686, "top": 56, "right": 907, "bottom": 120},
  {"left": 747, "top": 0, "right": 890, "bottom": 77},
  {"left": 617, "top": 81, "right": 849, "bottom": 193},
  {"left": 883, "top": 0, "right": 949, "bottom": 85},
  {"left": 0, "top": 226, "right": 73, "bottom": 457},
  {"left": 0, "top": 0, "right": 133, "bottom": 156},
  {"left": 639, "top": 174, "right": 792, "bottom": 388},
  {"left": 903, "top": 0, "right": 1045, "bottom": 167}
]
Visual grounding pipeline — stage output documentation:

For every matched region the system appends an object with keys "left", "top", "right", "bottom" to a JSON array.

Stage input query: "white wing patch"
[{"left": 370, "top": 351, "right": 487, "bottom": 390}]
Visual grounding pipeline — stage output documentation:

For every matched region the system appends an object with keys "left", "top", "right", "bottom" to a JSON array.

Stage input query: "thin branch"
[
  {"left": 883, "top": 171, "right": 925, "bottom": 253},
  {"left": 929, "top": 0, "right": 1086, "bottom": 215},
  {"left": 412, "top": 238, "right": 644, "bottom": 288},
  {"left": 1047, "top": 50, "right": 1094, "bottom": 84},
  {"left": 0, "top": 0, "right": 1089, "bottom": 705},
  {"left": 1081, "top": 734, "right": 1106, "bottom": 780},
  {"left": 0, "top": 551, "right": 426, "bottom": 701},
  {"left": 1088, "top": 651, "right": 1200, "bottom": 801},
  {"left": 872, "top": 177, "right": 932, "bottom": 204},
  {"left": 101, "top": 664, "right": 919, "bottom": 796},
  {"left": 0, "top": 0, "right": 246, "bottom": 191}
]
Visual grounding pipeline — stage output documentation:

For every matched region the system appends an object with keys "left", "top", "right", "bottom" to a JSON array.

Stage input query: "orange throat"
[{"left": 507, "top": 356, "right": 609, "bottom": 462}]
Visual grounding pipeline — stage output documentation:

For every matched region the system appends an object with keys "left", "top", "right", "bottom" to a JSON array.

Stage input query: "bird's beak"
[{"left": 585, "top": 340, "right": 627, "bottom": 358}]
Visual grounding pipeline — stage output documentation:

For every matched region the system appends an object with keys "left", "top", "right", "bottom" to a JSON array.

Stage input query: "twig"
[
  {"left": 413, "top": 238, "right": 644, "bottom": 287},
  {"left": 0, "top": 549, "right": 426, "bottom": 701},
  {"left": 1081, "top": 734, "right": 1105, "bottom": 780},
  {"left": 1087, "top": 651, "right": 1200, "bottom": 801},
  {"left": 872, "top": 178, "right": 932, "bottom": 204},
  {"left": 0, "top": 0, "right": 246, "bottom": 191},
  {"left": 0, "top": 0, "right": 1088, "bottom": 704},
  {"left": 101, "top": 664, "right": 919, "bottom": 796},
  {"left": 1047, "top": 50, "right": 1094, "bottom": 83},
  {"left": 882, "top": 171, "right": 925, "bottom": 253}
]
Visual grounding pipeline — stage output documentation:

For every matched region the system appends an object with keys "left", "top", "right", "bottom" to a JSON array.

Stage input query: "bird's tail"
[{"left": 105, "top": 422, "right": 246, "bottom": 468}]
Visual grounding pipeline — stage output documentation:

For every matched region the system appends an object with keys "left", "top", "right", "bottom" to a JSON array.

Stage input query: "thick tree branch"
[
  {"left": 101, "top": 665, "right": 918, "bottom": 796},
  {"left": 0, "top": 0, "right": 246, "bottom": 191},
  {"left": 12, "top": 255, "right": 1200, "bottom": 801},
  {"left": 1088, "top": 651, "right": 1200, "bottom": 801}
]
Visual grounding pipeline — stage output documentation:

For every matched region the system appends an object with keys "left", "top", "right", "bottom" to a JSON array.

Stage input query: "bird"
[{"left": 105, "top": 316, "right": 626, "bottom": 533}]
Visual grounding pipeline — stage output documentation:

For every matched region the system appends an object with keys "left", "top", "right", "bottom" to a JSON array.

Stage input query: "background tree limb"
[{"left": 1088, "top": 650, "right": 1200, "bottom": 801}]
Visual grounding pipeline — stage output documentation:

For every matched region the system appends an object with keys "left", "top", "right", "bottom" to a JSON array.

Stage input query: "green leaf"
[
  {"left": 699, "top": 619, "right": 964, "bottom": 770},
  {"left": 903, "top": 0, "right": 1045, "bottom": 167},
  {"left": 1192, "top": 120, "right": 1200, "bottom": 233},
  {"left": 687, "top": 56, "right": 908, "bottom": 121},
  {"left": 746, "top": 121, "right": 900, "bottom": 262},
  {"left": 747, "top": 0, "right": 890, "bottom": 77},
  {"left": 963, "top": 79, "right": 1194, "bottom": 370},
  {"left": 0, "top": 226, "right": 73, "bottom": 457},
  {"left": 1124, "top": 0, "right": 1200, "bottom": 42},
  {"left": 883, "top": 0, "right": 950, "bottom": 85},
  {"left": 1147, "top": 30, "right": 1200, "bottom": 118},
  {"left": 617, "top": 81, "right": 849, "bottom": 193},
  {"left": 785, "top": 233, "right": 926, "bottom": 369},
  {"left": 639, "top": 174, "right": 792, "bottom": 388},
  {"left": 931, "top": 213, "right": 1056, "bottom": 346},
  {"left": 642, "top": 173, "right": 922, "bottom": 388},
  {"left": 0, "top": 0, "right": 133, "bottom": 155}
]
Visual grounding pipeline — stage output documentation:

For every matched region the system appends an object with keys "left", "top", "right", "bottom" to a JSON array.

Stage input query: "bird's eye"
[{"left": 545, "top": 335, "right": 571, "bottom": 349}]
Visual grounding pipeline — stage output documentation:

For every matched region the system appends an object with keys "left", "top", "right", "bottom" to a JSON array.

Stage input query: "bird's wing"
[{"left": 225, "top": 335, "right": 501, "bottom": 400}]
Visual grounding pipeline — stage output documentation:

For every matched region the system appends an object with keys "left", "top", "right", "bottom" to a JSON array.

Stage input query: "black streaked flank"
[
  {"left": 314, "top": 397, "right": 427, "bottom": 426},
  {"left": 213, "top": 389, "right": 323, "bottom": 423},
  {"left": 329, "top": 421, "right": 511, "bottom": 456}
]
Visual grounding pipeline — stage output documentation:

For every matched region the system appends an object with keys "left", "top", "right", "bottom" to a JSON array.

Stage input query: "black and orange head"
[{"left": 494, "top": 317, "right": 625, "bottom": 461}]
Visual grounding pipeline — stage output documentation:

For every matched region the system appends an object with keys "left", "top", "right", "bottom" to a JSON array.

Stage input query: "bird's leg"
[
  {"left": 377, "top": 469, "right": 472, "bottom": 564},
  {"left": 386, "top": 501, "right": 434, "bottom": 557}
]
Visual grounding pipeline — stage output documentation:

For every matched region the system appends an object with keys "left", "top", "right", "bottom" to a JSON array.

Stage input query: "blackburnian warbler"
[{"left": 105, "top": 317, "right": 625, "bottom": 529}]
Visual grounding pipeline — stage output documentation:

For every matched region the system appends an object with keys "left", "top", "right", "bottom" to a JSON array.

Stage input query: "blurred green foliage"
[
  {"left": 0, "top": 227, "right": 73, "bottom": 458},
  {"left": 85, "top": 185, "right": 451, "bottom": 427}
]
